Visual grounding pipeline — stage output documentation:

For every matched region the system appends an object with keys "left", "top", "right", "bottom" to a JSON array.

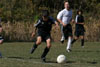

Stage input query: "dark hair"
[
  {"left": 42, "top": 10, "right": 49, "bottom": 17},
  {"left": 77, "top": 9, "right": 83, "bottom": 14},
  {"left": 64, "top": 0, "right": 69, "bottom": 3}
]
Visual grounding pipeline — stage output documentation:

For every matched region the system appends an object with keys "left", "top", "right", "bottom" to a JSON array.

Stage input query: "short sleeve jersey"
[
  {"left": 75, "top": 15, "right": 85, "bottom": 31},
  {"left": 34, "top": 16, "right": 56, "bottom": 33},
  {"left": 57, "top": 9, "right": 72, "bottom": 24}
]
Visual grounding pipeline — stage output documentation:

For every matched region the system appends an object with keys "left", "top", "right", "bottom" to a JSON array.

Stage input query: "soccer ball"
[{"left": 57, "top": 54, "right": 66, "bottom": 63}]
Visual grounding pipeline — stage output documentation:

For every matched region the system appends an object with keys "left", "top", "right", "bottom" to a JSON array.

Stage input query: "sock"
[
  {"left": 81, "top": 39, "right": 84, "bottom": 46},
  {"left": 61, "top": 35, "right": 65, "bottom": 41},
  {"left": 31, "top": 43, "right": 38, "bottom": 54},
  {"left": 67, "top": 37, "right": 72, "bottom": 50},
  {"left": 0, "top": 52, "right": 2, "bottom": 57},
  {"left": 41, "top": 47, "right": 50, "bottom": 58},
  {"left": 71, "top": 39, "right": 77, "bottom": 44}
]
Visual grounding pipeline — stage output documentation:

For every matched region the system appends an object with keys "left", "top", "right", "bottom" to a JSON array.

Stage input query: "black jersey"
[
  {"left": 75, "top": 15, "right": 85, "bottom": 31},
  {"left": 34, "top": 16, "right": 56, "bottom": 33}
]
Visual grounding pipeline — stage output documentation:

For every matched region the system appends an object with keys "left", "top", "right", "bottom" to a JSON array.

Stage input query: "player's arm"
[
  {"left": 57, "top": 11, "right": 67, "bottom": 27},
  {"left": 31, "top": 27, "right": 37, "bottom": 38},
  {"left": 31, "top": 19, "right": 41, "bottom": 38},
  {"left": 76, "top": 22, "right": 84, "bottom": 25},
  {"left": 0, "top": 26, "right": 3, "bottom": 33},
  {"left": 57, "top": 19, "right": 66, "bottom": 26}
]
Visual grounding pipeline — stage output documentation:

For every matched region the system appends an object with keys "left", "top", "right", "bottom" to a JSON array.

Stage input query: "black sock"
[
  {"left": 33, "top": 43, "right": 38, "bottom": 48},
  {"left": 71, "top": 39, "right": 76, "bottom": 44},
  {"left": 0, "top": 52, "right": 2, "bottom": 57},
  {"left": 81, "top": 39, "right": 84, "bottom": 46},
  {"left": 31, "top": 43, "right": 38, "bottom": 54},
  {"left": 41, "top": 47, "right": 50, "bottom": 58}
]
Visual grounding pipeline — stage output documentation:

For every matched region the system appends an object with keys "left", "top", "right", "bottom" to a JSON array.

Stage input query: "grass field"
[{"left": 0, "top": 42, "right": 100, "bottom": 67}]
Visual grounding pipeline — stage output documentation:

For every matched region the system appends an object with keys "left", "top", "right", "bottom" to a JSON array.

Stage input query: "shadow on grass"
[
  {"left": 7, "top": 57, "right": 24, "bottom": 59},
  {"left": 6, "top": 57, "right": 98, "bottom": 65},
  {"left": 66, "top": 61, "right": 76, "bottom": 63},
  {"left": 87, "top": 61, "right": 97, "bottom": 64},
  {"left": 29, "top": 57, "right": 40, "bottom": 59},
  {"left": 46, "top": 61, "right": 57, "bottom": 63}
]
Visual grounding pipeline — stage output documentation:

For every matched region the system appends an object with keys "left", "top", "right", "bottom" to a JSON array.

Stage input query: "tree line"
[
  {"left": 0, "top": 0, "right": 100, "bottom": 42},
  {"left": 0, "top": 0, "right": 100, "bottom": 22}
]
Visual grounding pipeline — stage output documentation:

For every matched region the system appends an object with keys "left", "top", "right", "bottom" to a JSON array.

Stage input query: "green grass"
[{"left": 0, "top": 42, "right": 100, "bottom": 67}]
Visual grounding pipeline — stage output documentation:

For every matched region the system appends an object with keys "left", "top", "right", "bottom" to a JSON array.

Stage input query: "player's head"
[
  {"left": 42, "top": 10, "right": 49, "bottom": 21},
  {"left": 77, "top": 9, "right": 83, "bottom": 15},
  {"left": 64, "top": 0, "right": 70, "bottom": 10}
]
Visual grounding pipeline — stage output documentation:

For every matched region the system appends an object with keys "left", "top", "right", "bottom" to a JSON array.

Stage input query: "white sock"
[
  {"left": 61, "top": 36, "right": 65, "bottom": 41},
  {"left": 67, "top": 37, "right": 72, "bottom": 50}
]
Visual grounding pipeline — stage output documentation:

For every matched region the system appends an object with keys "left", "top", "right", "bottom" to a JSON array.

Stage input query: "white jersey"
[
  {"left": 57, "top": 9, "right": 72, "bottom": 24},
  {"left": 75, "top": 15, "right": 78, "bottom": 23}
]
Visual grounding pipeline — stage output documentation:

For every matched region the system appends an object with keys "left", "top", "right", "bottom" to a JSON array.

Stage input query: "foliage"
[
  {"left": 0, "top": 0, "right": 100, "bottom": 41},
  {"left": 0, "top": 0, "right": 100, "bottom": 22}
]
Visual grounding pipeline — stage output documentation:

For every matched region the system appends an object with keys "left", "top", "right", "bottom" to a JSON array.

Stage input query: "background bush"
[{"left": 0, "top": 0, "right": 100, "bottom": 42}]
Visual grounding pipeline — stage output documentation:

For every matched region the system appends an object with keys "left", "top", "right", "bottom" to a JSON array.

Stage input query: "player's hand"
[
  {"left": 62, "top": 23, "right": 67, "bottom": 27},
  {"left": 72, "top": 19, "right": 75, "bottom": 23},
  {"left": 31, "top": 32, "right": 35, "bottom": 38}
]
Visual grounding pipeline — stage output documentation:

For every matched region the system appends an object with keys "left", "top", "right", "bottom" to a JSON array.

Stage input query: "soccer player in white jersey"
[{"left": 57, "top": 0, "right": 73, "bottom": 52}]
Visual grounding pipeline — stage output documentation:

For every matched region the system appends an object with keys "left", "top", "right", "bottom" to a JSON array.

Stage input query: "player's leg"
[
  {"left": 66, "top": 36, "right": 72, "bottom": 52},
  {"left": 71, "top": 30, "right": 79, "bottom": 44},
  {"left": 79, "top": 31, "right": 85, "bottom": 48},
  {"left": 0, "top": 51, "right": 2, "bottom": 58},
  {"left": 41, "top": 38, "right": 51, "bottom": 62},
  {"left": 0, "top": 40, "right": 3, "bottom": 58},
  {"left": 60, "top": 25, "right": 65, "bottom": 43},
  {"left": 0, "top": 39, "right": 3, "bottom": 58},
  {"left": 0, "top": 39, "right": 3, "bottom": 44},
  {"left": 80, "top": 35, "right": 84, "bottom": 48},
  {"left": 66, "top": 24, "right": 73, "bottom": 52},
  {"left": 71, "top": 36, "right": 78, "bottom": 44},
  {"left": 30, "top": 36, "right": 42, "bottom": 54},
  {"left": 0, "top": 26, "right": 3, "bottom": 44}
]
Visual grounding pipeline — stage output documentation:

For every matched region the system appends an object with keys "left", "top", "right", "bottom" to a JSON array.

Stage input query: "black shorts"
[
  {"left": 0, "top": 25, "right": 2, "bottom": 27},
  {"left": 63, "top": 24, "right": 72, "bottom": 39},
  {"left": 75, "top": 31, "right": 84, "bottom": 37},
  {"left": 37, "top": 31, "right": 51, "bottom": 41},
  {"left": 0, "top": 35, "right": 3, "bottom": 40}
]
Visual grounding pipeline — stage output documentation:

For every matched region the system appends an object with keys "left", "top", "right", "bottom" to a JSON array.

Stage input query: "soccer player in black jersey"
[
  {"left": 30, "top": 10, "right": 58, "bottom": 62},
  {"left": 71, "top": 10, "right": 85, "bottom": 48}
]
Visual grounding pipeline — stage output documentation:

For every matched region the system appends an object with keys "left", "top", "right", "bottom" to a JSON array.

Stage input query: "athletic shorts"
[
  {"left": 0, "top": 25, "right": 2, "bottom": 27},
  {"left": 75, "top": 31, "right": 84, "bottom": 37},
  {"left": 63, "top": 24, "right": 72, "bottom": 39},
  {"left": 37, "top": 30, "right": 51, "bottom": 41},
  {"left": 0, "top": 35, "right": 3, "bottom": 40}
]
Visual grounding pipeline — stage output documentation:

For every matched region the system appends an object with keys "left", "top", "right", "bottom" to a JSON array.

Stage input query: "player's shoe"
[
  {"left": 60, "top": 36, "right": 65, "bottom": 44},
  {"left": 82, "top": 46, "right": 84, "bottom": 48},
  {"left": 66, "top": 49, "right": 72, "bottom": 52},
  {"left": 41, "top": 57, "right": 46, "bottom": 63},
  {"left": 60, "top": 40, "right": 64, "bottom": 44},
  {"left": 0, "top": 53, "right": 2, "bottom": 58}
]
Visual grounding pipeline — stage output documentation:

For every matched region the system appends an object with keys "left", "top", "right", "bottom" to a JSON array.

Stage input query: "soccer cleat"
[
  {"left": 60, "top": 36, "right": 65, "bottom": 44},
  {"left": 82, "top": 46, "right": 84, "bottom": 48},
  {"left": 60, "top": 38, "right": 64, "bottom": 44},
  {"left": 60, "top": 40, "right": 64, "bottom": 44},
  {"left": 67, "top": 49, "right": 72, "bottom": 52},
  {"left": 41, "top": 57, "right": 46, "bottom": 62},
  {"left": 0, "top": 53, "right": 2, "bottom": 58}
]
